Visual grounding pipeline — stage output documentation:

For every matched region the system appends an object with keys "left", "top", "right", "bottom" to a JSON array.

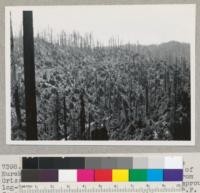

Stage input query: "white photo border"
[{"left": 5, "top": 5, "right": 196, "bottom": 146}]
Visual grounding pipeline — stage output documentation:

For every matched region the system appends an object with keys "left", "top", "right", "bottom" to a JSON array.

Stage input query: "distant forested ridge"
[{"left": 11, "top": 32, "right": 191, "bottom": 141}]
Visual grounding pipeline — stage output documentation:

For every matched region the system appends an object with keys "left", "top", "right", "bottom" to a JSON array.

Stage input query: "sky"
[{"left": 7, "top": 4, "right": 195, "bottom": 45}]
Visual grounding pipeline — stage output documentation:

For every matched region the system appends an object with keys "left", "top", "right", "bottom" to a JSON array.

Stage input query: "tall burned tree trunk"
[
  {"left": 129, "top": 79, "right": 132, "bottom": 107},
  {"left": 55, "top": 91, "right": 60, "bottom": 139},
  {"left": 10, "top": 13, "right": 22, "bottom": 130},
  {"left": 135, "top": 99, "right": 138, "bottom": 120},
  {"left": 63, "top": 96, "right": 67, "bottom": 140},
  {"left": 80, "top": 92, "right": 86, "bottom": 139},
  {"left": 164, "top": 62, "right": 167, "bottom": 93},
  {"left": 88, "top": 111, "right": 91, "bottom": 140},
  {"left": 108, "top": 74, "right": 111, "bottom": 117},
  {"left": 23, "top": 11, "right": 37, "bottom": 140},
  {"left": 14, "top": 86, "right": 22, "bottom": 129},
  {"left": 145, "top": 80, "right": 149, "bottom": 117},
  {"left": 173, "top": 62, "right": 178, "bottom": 115},
  {"left": 104, "top": 79, "right": 107, "bottom": 109},
  {"left": 172, "top": 60, "right": 178, "bottom": 139}
]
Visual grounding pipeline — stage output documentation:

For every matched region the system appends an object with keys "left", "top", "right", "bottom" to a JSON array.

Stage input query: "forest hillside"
[{"left": 11, "top": 36, "right": 191, "bottom": 141}]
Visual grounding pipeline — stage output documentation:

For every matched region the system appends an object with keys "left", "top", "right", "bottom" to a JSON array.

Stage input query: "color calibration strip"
[
  {"left": 21, "top": 156, "right": 183, "bottom": 182},
  {"left": 21, "top": 169, "right": 183, "bottom": 182}
]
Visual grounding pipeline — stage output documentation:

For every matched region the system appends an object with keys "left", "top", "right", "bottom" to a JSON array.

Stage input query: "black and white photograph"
[{"left": 6, "top": 5, "right": 195, "bottom": 145}]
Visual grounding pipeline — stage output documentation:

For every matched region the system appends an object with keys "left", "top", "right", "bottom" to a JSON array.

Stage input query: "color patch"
[
  {"left": 147, "top": 169, "right": 163, "bottom": 181},
  {"left": 38, "top": 157, "right": 85, "bottom": 169},
  {"left": 129, "top": 169, "right": 147, "bottom": 181},
  {"left": 23, "top": 158, "right": 39, "bottom": 169},
  {"left": 38, "top": 170, "right": 58, "bottom": 182},
  {"left": 58, "top": 170, "right": 77, "bottom": 182},
  {"left": 95, "top": 169, "right": 112, "bottom": 181},
  {"left": 133, "top": 157, "right": 148, "bottom": 169},
  {"left": 164, "top": 157, "right": 183, "bottom": 169},
  {"left": 164, "top": 169, "right": 183, "bottom": 181},
  {"left": 101, "top": 158, "right": 117, "bottom": 168},
  {"left": 148, "top": 157, "right": 164, "bottom": 169},
  {"left": 85, "top": 157, "right": 101, "bottom": 169},
  {"left": 38, "top": 157, "right": 66, "bottom": 169},
  {"left": 21, "top": 169, "right": 39, "bottom": 182},
  {"left": 112, "top": 169, "right": 129, "bottom": 182},
  {"left": 22, "top": 169, "right": 58, "bottom": 182},
  {"left": 116, "top": 157, "right": 133, "bottom": 169},
  {"left": 77, "top": 169, "right": 94, "bottom": 182}
]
